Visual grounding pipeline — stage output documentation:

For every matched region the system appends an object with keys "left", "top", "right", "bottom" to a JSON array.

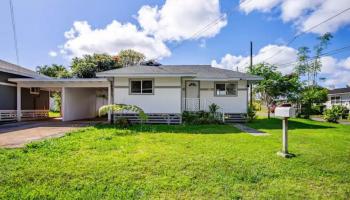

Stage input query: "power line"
[
  {"left": 274, "top": 44, "right": 350, "bottom": 67},
  {"left": 155, "top": 0, "right": 254, "bottom": 60},
  {"left": 261, "top": 7, "right": 350, "bottom": 63},
  {"left": 9, "top": 0, "right": 19, "bottom": 65}
]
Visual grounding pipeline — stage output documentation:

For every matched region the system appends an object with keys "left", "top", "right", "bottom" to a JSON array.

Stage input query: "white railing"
[
  {"left": 21, "top": 110, "right": 49, "bottom": 120},
  {"left": 0, "top": 110, "right": 17, "bottom": 121},
  {"left": 182, "top": 98, "right": 204, "bottom": 111},
  {"left": 0, "top": 110, "right": 49, "bottom": 122},
  {"left": 327, "top": 101, "right": 350, "bottom": 109},
  {"left": 182, "top": 98, "right": 225, "bottom": 121},
  {"left": 182, "top": 98, "right": 225, "bottom": 112}
]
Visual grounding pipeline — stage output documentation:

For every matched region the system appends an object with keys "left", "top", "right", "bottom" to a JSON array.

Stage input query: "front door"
[{"left": 185, "top": 81, "right": 199, "bottom": 111}]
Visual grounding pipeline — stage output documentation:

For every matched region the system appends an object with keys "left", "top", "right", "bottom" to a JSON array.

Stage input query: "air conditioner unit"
[{"left": 30, "top": 87, "right": 40, "bottom": 95}]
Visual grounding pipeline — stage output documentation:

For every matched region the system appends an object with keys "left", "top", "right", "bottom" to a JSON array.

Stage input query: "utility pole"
[{"left": 249, "top": 41, "right": 253, "bottom": 108}]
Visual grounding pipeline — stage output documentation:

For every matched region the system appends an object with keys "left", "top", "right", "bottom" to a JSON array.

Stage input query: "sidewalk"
[{"left": 232, "top": 123, "right": 269, "bottom": 136}]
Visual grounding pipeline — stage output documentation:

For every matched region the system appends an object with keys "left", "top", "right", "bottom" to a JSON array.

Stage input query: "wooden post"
[
  {"left": 282, "top": 117, "right": 288, "bottom": 153},
  {"left": 277, "top": 117, "right": 295, "bottom": 158}
]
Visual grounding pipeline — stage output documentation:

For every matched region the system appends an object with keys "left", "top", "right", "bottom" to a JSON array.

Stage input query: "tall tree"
[
  {"left": 113, "top": 49, "right": 145, "bottom": 67},
  {"left": 71, "top": 54, "right": 118, "bottom": 78},
  {"left": 300, "top": 86, "right": 328, "bottom": 118},
  {"left": 250, "top": 63, "right": 283, "bottom": 118},
  {"left": 295, "top": 33, "right": 332, "bottom": 86},
  {"left": 312, "top": 32, "right": 333, "bottom": 85},
  {"left": 36, "top": 64, "right": 72, "bottom": 78},
  {"left": 295, "top": 46, "right": 310, "bottom": 82}
]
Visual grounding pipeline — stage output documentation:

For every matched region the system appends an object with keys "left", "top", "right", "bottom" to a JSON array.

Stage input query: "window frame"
[
  {"left": 129, "top": 78, "right": 154, "bottom": 95},
  {"left": 331, "top": 96, "right": 341, "bottom": 104},
  {"left": 214, "top": 81, "right": 238, "bottom": 97}
]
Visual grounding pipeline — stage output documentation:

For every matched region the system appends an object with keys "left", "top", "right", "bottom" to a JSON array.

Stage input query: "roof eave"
[{"left": 96, "top": 73, "right": 196, "bottom": 78}]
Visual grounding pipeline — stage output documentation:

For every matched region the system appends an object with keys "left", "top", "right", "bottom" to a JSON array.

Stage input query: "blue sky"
[{"left": 1, "top": 0, "right": 350, "bottom": 87}]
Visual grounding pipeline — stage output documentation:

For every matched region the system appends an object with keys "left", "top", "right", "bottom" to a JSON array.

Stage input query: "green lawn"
[
  {"left": 0, "top": 118, "right": 349, "bottom": 199},
  {"left": 49, "top": 111, "right": 61, "bottom": 118}
]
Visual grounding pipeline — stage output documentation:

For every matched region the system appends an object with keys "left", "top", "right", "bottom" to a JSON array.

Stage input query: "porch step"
[
  {"left": 224, "top": 113, "right": 247, "bottom": 123},
  {"left": 114, "top": 113, "right": 182, "bottom": 124}
]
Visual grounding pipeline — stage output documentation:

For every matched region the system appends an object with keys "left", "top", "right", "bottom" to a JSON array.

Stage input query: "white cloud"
[
  {"left": 240, "top": 0, "right": 281, "bottom": 14},
  {"left": 320, "top": 56, "right": 337, "bottom": 74},
  {"left": 57, "top": 0, "right": 227, "bottom": 60},
  {"left": 339, "top": 57, "right": 350, "bottom": 70},
  {"left": 211, "top": 54, "right": 248, "bottom": 72},
  {"left": 321, "top": 56, "right": 350, "bottom": 87},
  {"left": 240, "top": 0, "right": 350, "bottom": 34},
  {"left": 61, "top": 20, "right": 170, "bottom": 59},
  {"left": 137, "top": 0, "right": 227, "bottom": 41},
  {"left": 48, "top": 51, "right": 58, "bottom": 57},
  {"left": 211, "top": 44, "right": 297, "bottom": 74},
  {"left": 212, "top": 45, "right": 350, "bottom": 87}
]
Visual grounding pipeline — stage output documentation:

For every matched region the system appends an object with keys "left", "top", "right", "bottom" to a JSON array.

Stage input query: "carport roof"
[{"left": 8, "top": 78, "right": 110, "bottom": 87}]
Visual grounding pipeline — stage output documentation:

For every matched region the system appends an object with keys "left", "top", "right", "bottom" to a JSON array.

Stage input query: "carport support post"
[
  {"left": 107, "top": 84, "right": 112, "bottom": 123},
  {"left": 16, "top": 84, "right": 21, "bottom": 122}
]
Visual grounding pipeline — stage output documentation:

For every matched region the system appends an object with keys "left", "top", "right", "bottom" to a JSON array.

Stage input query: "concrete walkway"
[
  {"left": 311, "top": 116, "right": 350, "bottom": 125},
  {"left": 233, "top": 123, "right": 269, "bottom": 136},
  {"left": 0, "top": 119, "right": 104, "bottom": 148}
]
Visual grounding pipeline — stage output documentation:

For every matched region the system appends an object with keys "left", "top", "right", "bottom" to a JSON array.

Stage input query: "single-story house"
[
  {"left": 0, "top": 59, "right": 50, "bottom": 122},
  {"left": 5, "top": 62, "right": 262, "bottom": 124},
  {"left": 96, "top": 65, "right": 262, "bottom": 123},
  {"left": 325, "top": 87, "right": 350, "bottom": 109}
]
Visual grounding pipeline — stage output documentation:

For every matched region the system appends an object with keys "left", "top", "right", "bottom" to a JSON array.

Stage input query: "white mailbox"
[{"left": 275, "top": 107, "right": 296, "bottom": 118}]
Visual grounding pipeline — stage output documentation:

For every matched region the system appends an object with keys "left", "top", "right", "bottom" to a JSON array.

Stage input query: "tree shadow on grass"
[
  {"left": 248, "top": 118, "right": 335, "bottom": 130},
  {"left": 94, "top": 124, "right": 242, "bottom": 135}
]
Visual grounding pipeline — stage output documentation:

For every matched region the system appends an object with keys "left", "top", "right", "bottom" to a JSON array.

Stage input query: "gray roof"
[
  {"left": 97, "top": 65, "right": 262, "bottom": 80},
  {"left": 0, "top": 59, "right": 48, "bottom": 79},
  {"left": 328, "top": 87, "right": 350, "bottom": 94}
]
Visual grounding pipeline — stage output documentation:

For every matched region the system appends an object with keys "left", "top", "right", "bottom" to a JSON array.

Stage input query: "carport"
[{"left": 8, "top": 78, "right": 112, "bottom": 122}]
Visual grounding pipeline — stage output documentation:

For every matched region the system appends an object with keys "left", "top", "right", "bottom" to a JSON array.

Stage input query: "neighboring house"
[
  {"left": 325, "top": 87, "right": 350, "bottom": 109},
  {"left": 8, "top": 64, "right": 262, "bottom": 124},
  {"left": 0, "top": 59, "right": 50, "bottom": 122}
]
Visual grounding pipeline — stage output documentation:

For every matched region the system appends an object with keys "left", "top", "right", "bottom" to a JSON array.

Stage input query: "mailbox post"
[{"left": 275, "top": 107, "right": 296, "bottom": 158}]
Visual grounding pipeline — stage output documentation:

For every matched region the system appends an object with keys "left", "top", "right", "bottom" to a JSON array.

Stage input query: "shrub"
[
  {"left": 247, "top": 106, "right": 256, "bottom": 122},
  {"left": 341, "top": 107, "right": 349, "bottom": 119},
  {"left": 323, "top": 105, "right": 345, "bottom": 123},
  {"left": 182, "top": 111, "right": 222, "bottom": 125},
  {"left": 208, "top": 103, "right": 220, "bottom": 115},
  {"left": 115, "top": 117, "right": 130, "bottom": 128},
  {"left": 311, "top": 104, "right": 325, "bottom": 115}
]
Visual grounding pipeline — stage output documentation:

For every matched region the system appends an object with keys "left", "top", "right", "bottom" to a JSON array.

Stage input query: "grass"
[
  {"left": 49, "top": 111, "right": 61, "bottom": 118},
  {"left": 0, "top": 119, "right": 349, "bottom": 199}
]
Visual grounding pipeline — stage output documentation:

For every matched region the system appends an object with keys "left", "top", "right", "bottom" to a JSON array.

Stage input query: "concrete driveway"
[{"left": 0, "top": 119, "right": 105, "bottom": 148}]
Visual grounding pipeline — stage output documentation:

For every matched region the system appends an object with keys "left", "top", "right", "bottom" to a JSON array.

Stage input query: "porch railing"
[
  {"left": 182, "top": 98, "right": 208, "bottom": 112},
  {"left": 0, "top": 110, "right": 17, "bottom": 121},
  {"left": 21, "top": 110, "right": 49, "bottom": 120},
  {"left": 182, "top": 98, "right": 225, "bottom": 112},
  {"left": 181, "top": 98, "right": 225, "bottom": 121},
  {"left": 0, "top": 110, "right": 49, "bottom": 122}
]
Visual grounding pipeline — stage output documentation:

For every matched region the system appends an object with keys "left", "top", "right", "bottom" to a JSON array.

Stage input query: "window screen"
[
  {"left": 130, "top": 79, "right": 153, "bottom": 94},
  {"left": 215, "top": 82, "right": 237, "bottom": 96}
]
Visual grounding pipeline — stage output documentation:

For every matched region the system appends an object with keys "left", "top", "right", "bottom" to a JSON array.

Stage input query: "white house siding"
[
  {"left": 113, "top": 77, "right": 182, "bottom": 113},
  {"left": 326, "top": 93, "right": 350, "bottom": 109},
  {"left": 181, "top": 79, "right": 248, "bottom": 113},
  {"left": 62, "top": 88, "right": 97, "bottom": 121},
  {"left": 200, "top": 80, "right": 248, "bottom": 113}
]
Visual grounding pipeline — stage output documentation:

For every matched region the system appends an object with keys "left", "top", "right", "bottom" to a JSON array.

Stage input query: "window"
[
  {"left": 215, "top": 82, "right": 237, "bottom": 96},
  {"left": 30, "top": 87, "right": 40, "bottom": 95},
  {"left": 130, "top": 79, "right": 153, "bottom": 94},
  {"left": 331, "top": 96, "right": 341, "bottom": 104}
]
